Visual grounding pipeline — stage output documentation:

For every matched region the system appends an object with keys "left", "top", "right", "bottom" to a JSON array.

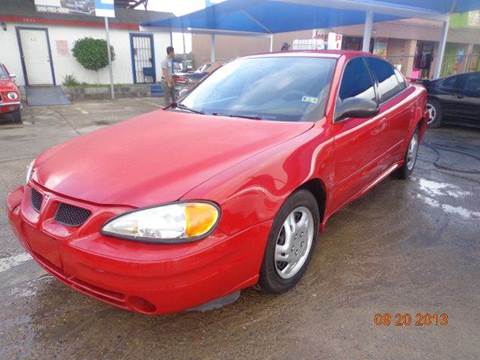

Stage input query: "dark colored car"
[
  {"left": 424, "top": 72, "right": 480, "bottom": 128},
  {"left": 175, "top": 63, "right": 223, "bottom": 86}
]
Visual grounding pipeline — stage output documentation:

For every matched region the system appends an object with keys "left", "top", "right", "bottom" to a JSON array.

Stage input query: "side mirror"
[{"left": 335, "top": 98, "right": 379, "bottom": 121}]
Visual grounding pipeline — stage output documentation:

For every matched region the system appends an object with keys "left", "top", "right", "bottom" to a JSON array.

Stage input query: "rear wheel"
[
  {"left": 426, "top": 99, "right": 442, "bottom": 128},
  {"left": 259, "top": 190, "right": 319, "bottom": 293},
  {"left": 395, "top": 129, "right": 419, "bottom": 180}
]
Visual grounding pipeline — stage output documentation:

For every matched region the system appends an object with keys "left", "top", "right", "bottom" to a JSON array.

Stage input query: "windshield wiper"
[
  {"left": 170, "top": 103, "right": 205, "bottom": 115},
  {"left": 227, "top": 114, "right": 263, "bottom": 120}
]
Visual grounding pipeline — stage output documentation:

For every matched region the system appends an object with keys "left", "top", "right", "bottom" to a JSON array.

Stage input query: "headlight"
[
  {"left": 101, "top": 202, "right": 220, "bottom": 243},
  {"left": 7, "top": 92, "right": 19, "bottom": 100},
  {"left": 26, "top": 160, "right": 34, "bottom": 184}
]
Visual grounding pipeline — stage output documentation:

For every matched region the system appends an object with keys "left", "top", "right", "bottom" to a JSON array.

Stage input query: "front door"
[
  {"left": 130, "top": 33, "right": 156, "bottom": 84},
  {"left": 332, "top": 57, "right": 387, "bottom": 210},
  {"left": 17, "top": 28, "right": 55, "bottom": 86}
]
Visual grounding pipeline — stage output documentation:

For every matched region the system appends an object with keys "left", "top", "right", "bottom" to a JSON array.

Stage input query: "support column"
[
  {"left": 433, "top": 18, "right": 449, "bottom": 79},
  {"left": 270, "top": 34, "right": 274, "bottom": 52},
  {"left": 362, "top": 10, "right": 374, "bottom": 52},
  {"left": 210, "top": 33, "right": 216, "bottom": 63},
  {"left": 405, "top": 39, "right": 417, "bottom": 77}
]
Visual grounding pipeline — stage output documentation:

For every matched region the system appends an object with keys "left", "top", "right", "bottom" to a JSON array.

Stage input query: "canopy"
[
  {"left": 142, "top": 0, "right": 480, "bottom": 78},
  {"left": 143, "top": 0, "right": 480, "bottom": 34}
]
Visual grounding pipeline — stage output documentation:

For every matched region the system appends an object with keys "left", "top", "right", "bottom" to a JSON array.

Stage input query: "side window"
[
  {"left": 338, "top": 57, "right": 376, "bottom": 103},
  {"left": 366, "top": 57, "right": 404, "bottom": 102},
  {"left": 440, "top": 76, "right": 457, "bottom": 89},
  {"left": 440, "top": 74, "right": 466, "bottom": 90}
]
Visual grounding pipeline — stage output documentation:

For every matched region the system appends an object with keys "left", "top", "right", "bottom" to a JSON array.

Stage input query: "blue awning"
[{"left": 142, "top": 0, "right": 480, "bottom": 34}]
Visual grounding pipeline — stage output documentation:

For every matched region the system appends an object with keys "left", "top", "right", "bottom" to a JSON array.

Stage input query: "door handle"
[
  {"left": 372, "top": 117, "right": 387, "bottom": 135},
  {"left": 456, "top": 94, "right": 464, "bottom": 99}
]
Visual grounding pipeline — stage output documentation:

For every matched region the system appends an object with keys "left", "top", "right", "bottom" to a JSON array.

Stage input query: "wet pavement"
[{"left": 1, "top": 99, "right": 479, "bottom": 360}]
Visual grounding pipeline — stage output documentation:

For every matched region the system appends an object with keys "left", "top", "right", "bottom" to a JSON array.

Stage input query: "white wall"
[{"left": 0, "top": 22, "right": 170, "bottom": 86}]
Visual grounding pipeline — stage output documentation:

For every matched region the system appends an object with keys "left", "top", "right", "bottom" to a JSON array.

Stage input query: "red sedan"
[
  {"left": 0, "top": 64, "right": 21, "bottom": 123},
  {"left": 7, "top": 51, "right": 427, "bottom": 314}
]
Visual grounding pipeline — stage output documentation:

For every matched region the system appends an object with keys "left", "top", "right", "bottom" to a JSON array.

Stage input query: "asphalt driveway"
[{"left": 1, "top": 99, "right": 479, "bottom": 359}]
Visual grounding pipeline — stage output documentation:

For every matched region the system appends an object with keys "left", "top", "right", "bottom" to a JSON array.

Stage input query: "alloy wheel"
[
  {"left": 426, "top": 103, "right": 436, "bottom": 125},
  {"left": 406, "top": 131, "right": 419, "bottom": 171},
  {"left": 274, "top": 206, "right": 314, "bottom": 279}
]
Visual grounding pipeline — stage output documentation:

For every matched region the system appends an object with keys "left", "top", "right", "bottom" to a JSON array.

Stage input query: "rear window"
[{"left": 366, "top": 57, "right": 405, "bottom": 102}]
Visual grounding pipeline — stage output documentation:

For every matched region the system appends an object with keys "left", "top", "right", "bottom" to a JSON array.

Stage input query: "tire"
[
  {"left": 426, "top": 99, "right": 442, "bottom": 128},
  {"left": 8, "top": 109, "right": 22, "bottom": 123},
  {"left": 394, "top": 129, "right": 419, "bottom": 180},
  {"left": 259, "top": 189, "right": 320, "bottom": 294}
]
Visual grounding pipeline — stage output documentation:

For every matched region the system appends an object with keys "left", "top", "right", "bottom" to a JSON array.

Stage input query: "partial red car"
[
  {"left": 7, "top": 51, "right": 427, "bottom": 315},
  {"left": 0, "top": 64, "right": 21, "bottom": 123}
]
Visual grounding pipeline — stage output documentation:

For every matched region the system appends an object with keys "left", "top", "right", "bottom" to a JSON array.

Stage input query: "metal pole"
[
  {"left": 182, "top": 28, "right": 187, "bottom": 69},
  {"left": 269, "top": 34, "right": 274, "bottom": 52},
  {"left": 362, "top": 10, "right": 374, "bottom": 52},
  {"left": 104, "top": 17, "right": 114, "bottom": 100},
  {"left": 433, "top": 18, "right": 449, "bottom": 79},
  {"left": 210, "top": 33, "right": 216, "bottom": 63}
]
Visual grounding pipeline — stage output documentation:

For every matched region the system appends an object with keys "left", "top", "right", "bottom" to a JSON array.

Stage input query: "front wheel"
[
  {"left": 259, "top": 189, "right": 319, "bottom": 294},
  {"left": 394, "top": 129, "right": 419, "bottom": 180}
]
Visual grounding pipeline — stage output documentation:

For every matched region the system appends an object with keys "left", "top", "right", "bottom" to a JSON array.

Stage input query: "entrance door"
[
  {"left": 17, "top": 28, "right": 55, "bottom": 86},
  {"left": 130, "top": 34, "right": 156, "bottom": 84}
]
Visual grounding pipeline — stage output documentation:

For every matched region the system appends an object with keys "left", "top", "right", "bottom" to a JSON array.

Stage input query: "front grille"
[
  {"left": 55, "top": 203, "right": 91, "bottom": 227},
  {"left": 31, "top": 188, "right": 43, "bottom": 212}
]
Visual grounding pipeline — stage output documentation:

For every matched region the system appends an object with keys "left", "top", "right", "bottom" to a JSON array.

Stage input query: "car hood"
[
  {"left": 0, "top": 79, "right": 17, "bottom": 92},
  {"left": 34, "top": 110, "right": 313, "bottom": 207}
]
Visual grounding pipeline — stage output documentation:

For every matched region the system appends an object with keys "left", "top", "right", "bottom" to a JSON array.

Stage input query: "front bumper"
[
  {"left": 0, "top": 101, "right": 20, "bottom": 114},
  {"left": 7, "top": 184, "right": 271, "bottom": 314}
]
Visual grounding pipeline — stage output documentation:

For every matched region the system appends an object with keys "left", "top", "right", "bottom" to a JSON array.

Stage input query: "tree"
[{"left": 72, "top": 37, "right": 115, "bottom": 72}]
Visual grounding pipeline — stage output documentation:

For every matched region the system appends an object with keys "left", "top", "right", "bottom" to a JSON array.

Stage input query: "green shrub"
[
  {"left": 63, "top": 74, "right": 80, "bottom": 87},
  {"left": 72, "top": 37, "right": 115, "bottom": 72}
]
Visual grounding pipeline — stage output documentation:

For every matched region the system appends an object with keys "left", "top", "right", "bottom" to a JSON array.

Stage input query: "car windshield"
[
  {"left": 0, "top": 65, "right": 9, "bottom": 80},
  {"left": 179, "top": 57, "right": 336, "bottom": 122}
]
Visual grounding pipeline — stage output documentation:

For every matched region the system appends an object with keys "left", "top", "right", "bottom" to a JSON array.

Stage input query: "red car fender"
[{"left": 181, "top": 119, "right": 335, "bottom": 236}]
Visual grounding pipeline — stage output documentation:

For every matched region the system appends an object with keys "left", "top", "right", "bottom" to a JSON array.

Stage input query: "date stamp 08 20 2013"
[{"left": 374, "top": 313, "right": 448, "bottom": 327}]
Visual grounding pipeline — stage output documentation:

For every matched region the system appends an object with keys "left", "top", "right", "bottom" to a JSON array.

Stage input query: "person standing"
[{"left": 161, "top": 46, "right": 176, "bottom": 105}]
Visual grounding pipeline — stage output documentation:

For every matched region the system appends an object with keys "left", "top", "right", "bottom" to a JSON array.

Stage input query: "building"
[
  {"left": 0, "top": 0, "right": 173, "bottom": 88},
  {"left": 192, "top": 15, "right": 480, "bottom": 79}
]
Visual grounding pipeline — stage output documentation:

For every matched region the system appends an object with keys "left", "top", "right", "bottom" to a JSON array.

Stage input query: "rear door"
[{"left": 331, "top": 57, "right": 387, "bottom": 209}]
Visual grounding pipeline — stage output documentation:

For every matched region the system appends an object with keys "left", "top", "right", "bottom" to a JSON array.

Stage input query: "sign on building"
[
  {"left": 34, "top": 0, "right": 115, "bottom": 18},
  {"left": 451, "top": 10, "right": 480, "bottom": 29},
  {"left": 295, "top": 31, "right": 342, "bottom": 50}
]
